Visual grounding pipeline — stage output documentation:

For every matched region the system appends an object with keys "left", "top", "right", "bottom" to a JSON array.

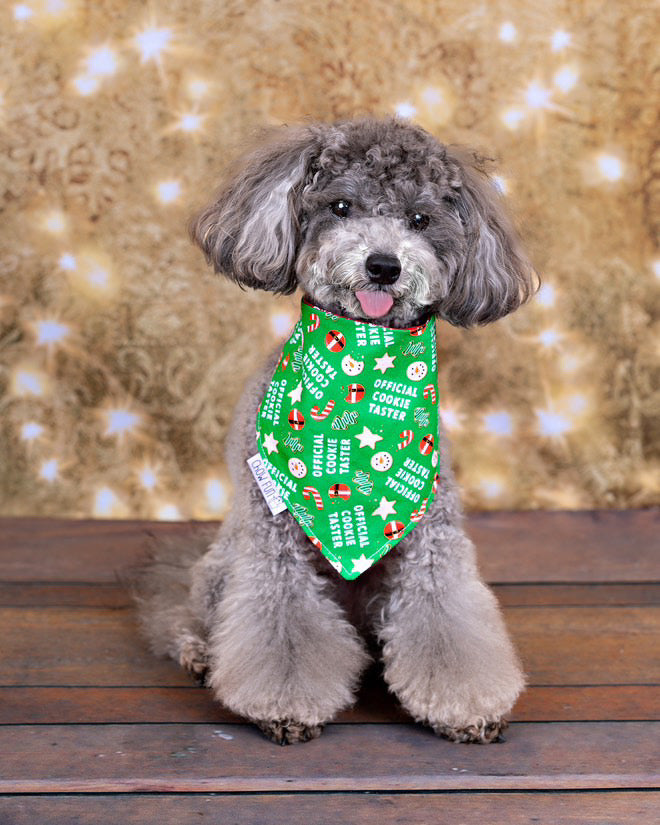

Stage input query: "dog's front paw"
[
  {"left": 177, "top": 634, "right": 209, "bottom": 682},
  {"left": 256, "top": 718, "right": 324, "bottom": 745},
  {"left": 433, "top": 717, "right": 508, "bottom": 744}
]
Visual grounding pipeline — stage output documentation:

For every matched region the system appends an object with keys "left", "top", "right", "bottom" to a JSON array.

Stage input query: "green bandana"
[{"left": 255, "top": 300, "right": 440, "bottom": 580}]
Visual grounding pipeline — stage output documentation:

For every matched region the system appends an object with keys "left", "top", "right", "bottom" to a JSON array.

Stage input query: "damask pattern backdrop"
[{"left": 0, "top": 0, "right": 657, "bottom": 519}]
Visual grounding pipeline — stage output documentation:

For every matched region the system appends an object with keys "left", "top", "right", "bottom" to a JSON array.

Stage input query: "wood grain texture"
[
  {"left": 1, "top": 514, "right": 658, "bottom": 810},
  {"left": 1, "top": 722, "right": 658, "bottom": 792},
  {"left": 1, "top": 684, "right": 657, "bottom": 725},
  {"left": 1, "top": 511, "right": 658, "bottom": 582},
  {"left": 493, "top": 583, "right": 660, "bottom": 607},
  {"left": 466, "top": 509, "right": 660, "bottom": 583},
  {"left": 0, "top": 582, "right": 130, "bottom": 607},
  {"left": 1, "top": 792, "right": 659, "bottom": 825},
  {"left": 2, "top": 581, "right": 659, "bottom": 608},
  {"left": 2, "top": 605, "right": 657, "bottom": 686},
  {"left": 0, "top": 519, "right": 210, "bottom": 583}
]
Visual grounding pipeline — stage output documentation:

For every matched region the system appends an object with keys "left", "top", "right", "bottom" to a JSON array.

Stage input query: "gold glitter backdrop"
[{"left": 0, "top": 0, "right": 658, "bottom": 519}]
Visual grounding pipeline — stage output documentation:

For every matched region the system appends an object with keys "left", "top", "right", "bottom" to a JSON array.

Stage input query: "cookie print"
[
  {"left": 328, "top": 483, "right": 351, "bottom": 500},
  {"left": 406, "top": 360, "right": 428, "bottom": 381},
  {"left": 419, "top": 434, "right": 434, "bottom": 456},
  {"left": 371, "top": 451, "right": 393, "bottom": 472},
  {"left": 288, "top": 457, "right": 307, "bottom": 478},
  {"left": 288, "top": 409, "right": 305, "bottom": 430},
  {"left": 325, "top": 330, "right": 346, "bottom": 352},
  {"left": 345, "top": 383, "right": 365, "bottom": 403},
  {"left": 384, "top": 520, "right": 406, "bottom": 540},
  {"left": 256, "top": 301, "right": 439, "bottom": 581},
  {"left": 341, "top": 354, "right": 365, "bottom": 375}
]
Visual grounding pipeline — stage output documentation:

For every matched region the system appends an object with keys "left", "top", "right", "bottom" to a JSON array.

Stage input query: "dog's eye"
[
  {"left": 409, "top": 212, "right": 430, "bottom": 231},
  {"left": 330, "top": 200, "right": 351, "bottom": 218}
]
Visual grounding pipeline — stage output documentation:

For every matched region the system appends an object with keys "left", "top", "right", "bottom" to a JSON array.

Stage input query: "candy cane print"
[
  {"left": 423, "top": 383, "right": 437, "bottom": 404},
  {"left": 307, "top": 313, "right": 320, "bottom": 332},
  {"left": 310, "top": 400, "right": 335, "bottom": 421},
  {"left": 410, "top": 498, "right": 429, "bottom": 522},
  {"left": 281, "top": 354, "right": 290, "bottom": 371},
  {"left": 303, "top": 486, "right": 324, "bottom": 510},
  {"left": 397, "top": 429, "right": 414, "bottom": 450}
]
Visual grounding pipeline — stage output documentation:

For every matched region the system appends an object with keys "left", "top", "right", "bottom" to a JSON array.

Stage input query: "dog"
[{"left": 135, "top": 117, "right": 535, "bottom": 745}]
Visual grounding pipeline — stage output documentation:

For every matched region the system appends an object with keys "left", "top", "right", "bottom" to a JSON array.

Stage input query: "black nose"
[{"left": 365, "top": 253, "right": 401, "bottom": 285}]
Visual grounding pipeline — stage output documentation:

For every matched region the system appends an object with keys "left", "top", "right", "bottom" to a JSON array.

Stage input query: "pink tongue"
[{"left": 355, "top": 290, "right": 394, "bottom": 318}]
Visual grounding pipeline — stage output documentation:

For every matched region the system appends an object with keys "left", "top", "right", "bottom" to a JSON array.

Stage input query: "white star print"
[
  {"left": 374, "top": 353, "right": 396, "bottom": 373},
  {"left": 355, "top": 426, "right": 383, "bottom": 449},
  {"left": 263, "top": 432, "right": 279, "bottom": 454},
  {"left": 351, "top": 554, "right": 374, "bottom": 574},
  {"left": 287, "top": 381, "right": 303, "bottom": 404},
  {"left": 372, "top": 496, "right": 397, "bottom": 519}
]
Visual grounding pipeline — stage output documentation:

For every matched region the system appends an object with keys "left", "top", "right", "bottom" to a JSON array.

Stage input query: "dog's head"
[{"left": 191, "top": 118, "right": 535, "bottom": 328}]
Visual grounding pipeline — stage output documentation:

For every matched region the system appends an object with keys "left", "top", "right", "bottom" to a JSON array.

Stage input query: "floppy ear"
[
  {"left": 441, "top": 146, "right": 536, "bottom": 326},
  {"left": 190, "top": 126, "right": 323, "bottom": 294}
]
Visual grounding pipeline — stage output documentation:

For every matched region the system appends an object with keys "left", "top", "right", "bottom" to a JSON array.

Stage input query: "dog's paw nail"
[
  {"left": 178, "top": 637, "right": 209, "bottom": 682},
  {"left": 256, "top": 719, "right": 324, "bottom": 745},
  {"left": 434, "top": 718, "right": 508, "bottom": 744}
]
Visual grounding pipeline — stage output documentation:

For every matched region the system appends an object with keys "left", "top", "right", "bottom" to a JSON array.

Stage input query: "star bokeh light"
[{"left": 0, "top": 0, "right": 656, "bottom": 518}]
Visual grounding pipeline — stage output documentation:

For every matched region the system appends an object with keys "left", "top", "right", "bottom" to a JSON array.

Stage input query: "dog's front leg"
[
  {"left": 204, "top": 513, "right": 370, "bottom": 745},
  {"left": 377, "top": 519, "right": 525, "bottom": 743}
]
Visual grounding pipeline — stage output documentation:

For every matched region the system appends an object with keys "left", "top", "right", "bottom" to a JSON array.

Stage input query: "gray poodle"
[{"left": 135, "top": 117, "right": 535, "bottom": 745}]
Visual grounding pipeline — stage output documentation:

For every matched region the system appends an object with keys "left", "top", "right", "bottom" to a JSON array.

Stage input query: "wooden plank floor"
[{"left": 0, "top": 511, "right": 658, "bottom": 823}]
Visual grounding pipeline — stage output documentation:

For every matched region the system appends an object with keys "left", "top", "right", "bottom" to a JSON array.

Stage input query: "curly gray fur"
[
  {"left": 190, "top": 117, "right": 535, "bottom": 327},
  {"left": 138, "top": 117, "right": 530, "bottom": 745}
]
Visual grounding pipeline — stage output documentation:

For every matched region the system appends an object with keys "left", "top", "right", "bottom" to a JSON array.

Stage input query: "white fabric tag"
[{"left": 247, "top": 453, "right": 288, "bottom": 515}]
